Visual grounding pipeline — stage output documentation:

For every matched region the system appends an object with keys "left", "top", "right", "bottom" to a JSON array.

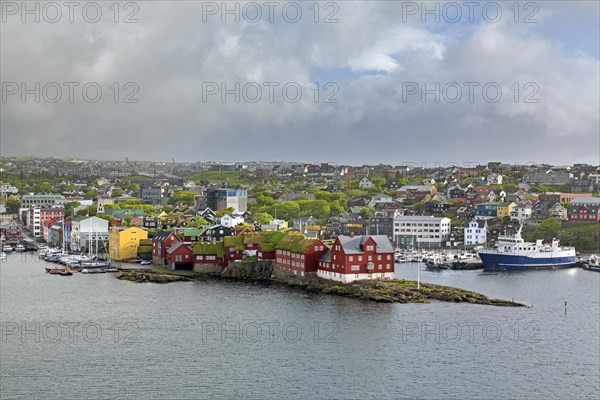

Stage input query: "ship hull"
[{"left": 478, "top": 252, "right": 577, "bottom": 270}]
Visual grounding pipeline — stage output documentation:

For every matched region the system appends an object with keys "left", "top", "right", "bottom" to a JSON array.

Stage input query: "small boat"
[
  {"left": 583, "top": 255, "right": 600, "bottom": 272},
  {"left": 47, "top": 267, "right": 73, "bottom": 276},
  {"left": 3, "top": 245, "right": 13, "bottom": 252},
  {"left": 0, "top": 252, "right": 6, "bottom": 261},
  {"left": 15, "top": 244, "right": 26, "bottom": 252},
  {"left": 81, "top": 269, "right": 89, "bottom": 274}
]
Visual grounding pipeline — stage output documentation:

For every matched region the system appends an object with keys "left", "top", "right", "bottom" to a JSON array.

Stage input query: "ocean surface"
[{"left": 1, "top": 253, "right": 599, "bottom": 399}]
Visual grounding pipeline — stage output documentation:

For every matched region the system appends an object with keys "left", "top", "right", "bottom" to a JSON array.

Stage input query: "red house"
[
  {"left": 152, "top": 230, "right": 181, "bottom": 265},
  {"left": 318, "top": 235, "right": 395, "bottom": 283},
  {"left": 568, "top": 206, "right": 600, "bottom": 222},
  {"left": 275, "top": 236, "right": 328, "bottom": 276},
  {"left": 193, "top": 241, "right": 226, "bottom": 265},
  {"left": 166, "top": 242, "right": 194, "bottom": 270},
  {"left": 224, "top": 235, "right": 245, "bottom": 263}
]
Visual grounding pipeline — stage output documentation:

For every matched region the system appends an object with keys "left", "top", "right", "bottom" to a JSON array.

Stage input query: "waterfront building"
[
  {"left": 70, "top": 216, "right": 109, "bottom": 253},
  {"left": 166, "top": 243, "right": 194, "bottom": 270},
  {"left": 152, "top": 230, "right": 181, "bottom": 265},
  {"left": 317, "top": 235, "right": 395, "bottom": 283},
  {"left": 393, "top": 215, "right": 451, "bottom": 247},
  {"left": 275, "top": 236, "right": 328, "bottom": 276},
  {"left": 464, "top": 219, "right": 487, "bottom": 245},
  {"left": 28, "top": 208, "right": 65, "bottom": 237},
  {"left": 108, "top": 226, "right": 148, "bottom": 261}
]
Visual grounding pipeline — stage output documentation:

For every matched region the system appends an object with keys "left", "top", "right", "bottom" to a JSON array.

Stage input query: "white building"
[
  {"left": 464, "top": 219, "right": 487, "bottom": 245},
  {"left": 219, "top": 214, "right": 245, "bottom": 228},
  {"left": 366, "top": 193, "right": 393, "bottom": 208},
  {"left": 510, "top": 203, "right": 532, "bottom": 221},
  {"left": 359, "top": 178, "right": 374, "bottom": 189},
  {"left": 70, "top": 216, "right": 109, "bottom": 253},
  {"left": 393, "top": 215, "right": 451, "bottom": 247}
]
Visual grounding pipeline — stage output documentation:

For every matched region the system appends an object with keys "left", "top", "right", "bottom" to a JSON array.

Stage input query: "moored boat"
[
  {"left": 582, "top": 254, "right": 600, "bottom": 272},
  {"left": 477, "top": 223, "right": 576, "bottom": 270}
]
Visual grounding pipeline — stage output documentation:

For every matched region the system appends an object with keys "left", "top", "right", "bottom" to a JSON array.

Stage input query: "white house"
[
  {"left": 511, "top": 203, "right": 533, "bottom": 221},
  {"left": 367, "top": 194, "right": 393, "bottom": 208},
  {"left": 393, "top": 215, "right": 451, "bottom": 247},
  {"left": 70, "top": 216, "right": 109, "bottom": 253},
  {"left": 464, "top": 219, "right": 487, "bottom": 245},
  {"left": 219, "top": 214, "right": 245, "bottom": 228},
  {"left": 359, "top": 178, "right": 374, "bottom": 189},
  {"left": 487, "top": 173, "right": 503, "bottom": 185}
]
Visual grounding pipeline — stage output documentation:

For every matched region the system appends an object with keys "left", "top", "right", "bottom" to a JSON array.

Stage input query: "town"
[{"left": 1, "top": 157, "right": 599, "bottom": 279}]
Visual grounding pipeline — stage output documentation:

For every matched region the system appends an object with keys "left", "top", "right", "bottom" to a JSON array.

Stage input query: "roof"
[
  {"left": 320, "top": 249, "right": 331, "bottom": 263},
  {"left": 571, "top": 198, "right": 600, "bottom": 205},
  {"left": 337, "top": 235, "right": 394, "bottom": 254},
  {"left": 224, "top": 235, "right": 244, "bottom": 250},
  {"left": 193, "top": 241, "right": 225, "bottom": 257},
  {"left": 464, "top": 219, "right": 486, "bottom": 228},
  {"left": 152, "top": 230, "right": 173, "bottom": 241},
  {"left": 275, "top": 235, "right": 320, "bottom": 253},
  {"left": 166, "top": 242, "right": 192, "bottom": 255}
]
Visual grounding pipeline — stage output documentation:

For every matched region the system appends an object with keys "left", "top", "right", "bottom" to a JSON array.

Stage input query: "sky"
[{"left": 1, "top": 0, "right": 599, "bottom": 166}]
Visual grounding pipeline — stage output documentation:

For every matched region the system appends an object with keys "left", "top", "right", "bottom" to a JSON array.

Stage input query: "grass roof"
[
  {"left": 193, "top": 241, "right": 225, "bottom": 258},
  {"left": 224, "top": 235, "right": 245, "bottom": 250},
  {"left": 275, "top": 235, "right": 319, "bottom": 253}
]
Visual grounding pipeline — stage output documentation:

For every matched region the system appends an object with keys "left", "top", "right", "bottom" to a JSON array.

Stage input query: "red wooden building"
[
  {"left": 318, "top": 235, "right": 395, "bottom": 283},
  {"left": 166, "top": 242, "right": 194, "bottom": 270},
  {"left": 275, "top": 236, "right": 328, "bottom": 276},
  {"left": 152, "top": 230, "right": 181, "bottom": 265}
]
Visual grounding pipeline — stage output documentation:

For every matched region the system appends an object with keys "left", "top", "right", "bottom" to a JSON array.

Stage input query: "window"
[
  {"left": 358, "top": 256, "right": 362, "bottom": 261},
  {"left": 366, "top": 245, "right": 374, "bottom": 251},
  {"left": 351, "top": 265, "right": 360, "bottom": 271},
  {"left": 377, "top": 255, "right": 382, "bottom": 260}
]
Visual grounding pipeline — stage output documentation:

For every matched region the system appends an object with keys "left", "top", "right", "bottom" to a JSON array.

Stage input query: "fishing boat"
[{"left": 478, "top": 222, "right": 576, "bottom": 270}]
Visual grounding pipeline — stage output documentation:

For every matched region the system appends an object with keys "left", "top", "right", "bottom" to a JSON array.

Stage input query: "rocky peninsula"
[{"left": 115, "top": 262, "right": 527, "bottom": 307}]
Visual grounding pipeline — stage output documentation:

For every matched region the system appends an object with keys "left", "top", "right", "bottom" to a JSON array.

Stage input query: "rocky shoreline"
[
  {"left": 115, "top": 270, "right": 192, "bottom": 283},
  {"left": 115, "top": 264, "right": 527, "bottom": 307}
]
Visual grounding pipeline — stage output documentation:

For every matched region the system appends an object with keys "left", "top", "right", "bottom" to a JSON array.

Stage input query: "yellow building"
[
  {"left": 108, "top": 226, "right": 148, "bottom": 261},
  {"left": 496, "top": 202, "right": 517, "bottom": 218}
]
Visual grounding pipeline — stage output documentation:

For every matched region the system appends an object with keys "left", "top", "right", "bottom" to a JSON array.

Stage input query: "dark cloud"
[{"left": 1, "top": 1, "right": 598, "bottom": 165}]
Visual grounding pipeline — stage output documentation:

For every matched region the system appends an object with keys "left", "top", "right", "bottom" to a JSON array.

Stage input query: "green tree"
[
  {"left": 84, "top": 189, "right": 98, "bottom": 199},
  {"left": 6, "top": 198, "right": 20, "bottom": 214},
  {"left": 532, "top": 218, "right": 562, "bottom": 241},
  {"left": 413, "top": 201, "right": 426, "bottom": 212},
  {"left": 255, "top": 212, "right": 273, "bottom": 224},
  {"left": 255, "top": 194, "right": 276, "bottom": 207},
  {"left": 169, "top": 190, "right": 196, "bottom": 206},
  {"left": 111, "top": 189, "right": 123, "bottom": 198},
  {"left": 187, "top": 217, "right": 209, "bottom": 227},
  {"left": 64, "top": 201, "right": 81, "bottom": 218},
  {"left": 216, "top": 207, "right": 236, "bottom": 217},
  {"left": 360, "top": 208, "right": 374, "bottom": 220}
]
